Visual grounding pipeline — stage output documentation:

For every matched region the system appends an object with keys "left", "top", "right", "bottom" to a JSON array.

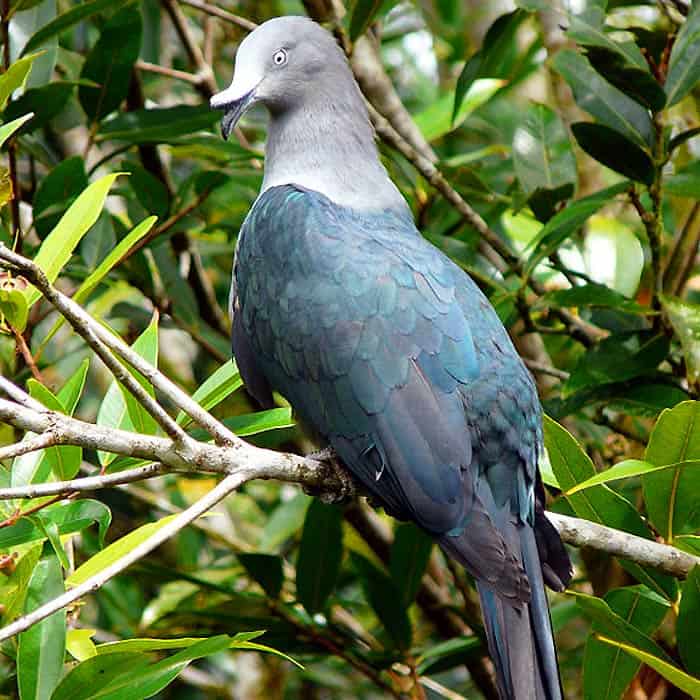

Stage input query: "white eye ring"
[{"left": 273, "top": 49, "right": 287, "bottom": 66}]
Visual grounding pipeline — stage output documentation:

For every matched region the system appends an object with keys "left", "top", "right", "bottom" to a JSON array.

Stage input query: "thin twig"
[
  {"left": 179, "top": 0, "right": 257, "bottom": 31},
  {"left": 11, "top": 328, "right": 43, "bottom": 382},
  {"left": 0, "top": 463, "right": 168, "bottom": 500},
  {"left": 135, "top": 59, "right": 202, "bottom": 85},
  {"left": 0, "top": 471, "right": 250, "bottom": 643},
  {"left": 0, "top": 430, "right": 58, "bottom": 461},
  {"left": 524, "top": 360, "right": 570, "bottom": 381}
]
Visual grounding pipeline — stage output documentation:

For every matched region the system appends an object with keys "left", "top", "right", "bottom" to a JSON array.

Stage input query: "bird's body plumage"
[{"left": 214, "top": 16, "right": 571, "bottom": 699}]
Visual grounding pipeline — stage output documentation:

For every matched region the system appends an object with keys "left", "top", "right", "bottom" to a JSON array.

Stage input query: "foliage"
[{"left": 0, "top": 0, "right": 698, "bottom": 699}]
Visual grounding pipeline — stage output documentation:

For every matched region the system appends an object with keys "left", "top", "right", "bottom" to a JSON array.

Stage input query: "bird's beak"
[{"left": 210, "top": 85, "right": 257, "bottom": 141}]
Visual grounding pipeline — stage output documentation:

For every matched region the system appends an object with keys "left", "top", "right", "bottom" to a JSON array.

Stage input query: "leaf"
[
  {"left": 222, "top": 408, "right": 294, "bottom": 437},
  {"left": 97, "top": 105, "right": 218, "bottom": 143},
  {"left": 24, "top": 173, "right": 122, "bottom": 308},
  {"left": 96, "top": 315, "right": 160, "bottom": 466},
  {"left": 51, "top": 636, "right": 232, "bottom": 700},
  {"left": 513, "top": 103, "right": 577, "bottom": 201},
  {"left": 665, "top": 160, "right": 700, "bottom": 199},
  {"left": 665, "top": 0, "right": 700, "bottom": 107},
  {"left": 349, "top": 0, "right": 384, "bottom": 41},
  {"left": 389, "top": 522, "right": 433, "bottom": 606},
  {"left": 95, "top": 631, "right": 263, "bottom": 655},
  {"left": 67, "top": 514, "right": 176, "bottom": 586},
  {"left": 675, "top": 535, "right": 700, "bottom": 556},
  {"left": 583, "top": 586, "right": 670, "bottom": 700},
  {"left": 544, "top": 416, "right": 677, "bottom": 599},
  {"left": 79, "top": 5, "right": 142, "bottom": 122},
  {"left": 57, "top": 359, "right": 90, "bottom": 415},
  {"left": 416, "top": 635, "right": 482, "bottom": 675},
  {"left": 295, "top": 501, "right": 343, "bottom": 614},
  {"left": 0, "top": 285, "right": 28, "bottom": 331},
  {"left": 571, "top": 122, "right": 654, "bottom": 184},
  {"left": 238, "top": 553, "right": 284, "bottom": 598},
  {"left": 66, "top": 629, "right": 97, "bottom": 662},
  {"left": 678, "top": 566, "right": 700, "bottom": 677},
  {"left": 17, "top": 551, "right": 66, "bottom": 700},
  {"left": 643, "top": 401, "right": 700, "bottom": 541},
  {"left": 669, "top": 127, "right": 700, "bottom": 153},
  {"left": 662, "top": 295, "right": 700, "bottom": 384},
  {"left": 352, "top": 553, "right": 412, "bottom": 649},
  {"left": 572, "top": 591, "right": 673, "bottom": 662},
  {"left": 416, "top": 80, "right": 506, "bottom": 142},
  {"left": 526, "top": 182, "right": 629, "bottom": 273},
  {"left": 0, "top": 112, "right": 34, "bottom": 147},
  {"left": 595, "top": 635, "right": 700, "bottom": 697},
  {"left": 585, "top": 46, "right": 667, "bottom": 112},
  {"left": 0, "top": 52, "right": 43, "bottom": 111},
  {"left": 0, "top": 500, "right": 111, "bottom": 550},
  {"left": 124, "top": 163, "right": 169, "bottom": 218},
  {"left": 566, "top": 458, "right": 700, "bottom": 494},
  {"left": 452, "top": 52, "right": 482, "bottom": 124},
  {"left": 535, "top": 282, "right": 648, "bottom": 314},
  {"left": 22, "top": 0, "right": 134, "bottom": 55},
  {"left": 176, "top": 360, "right": 241, "bottom": 427},
  {"left": 552, "top": 49, "right": 654, "bottom": 148},
  {"left": 3, "top": 83, "right": 72, "bottom": 133},
  {"left": 259, "top": 493, "right": 311, "bottom": 552}
]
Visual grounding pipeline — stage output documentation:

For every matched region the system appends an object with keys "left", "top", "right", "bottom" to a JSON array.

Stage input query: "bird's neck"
[{"left": 262, "top": 93, "right": 407, "bottom": 212}]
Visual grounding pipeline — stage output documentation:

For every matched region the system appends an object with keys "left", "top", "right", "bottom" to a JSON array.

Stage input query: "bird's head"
[{"left": 210, "top": 16, "right": 351, "bottom": 140}]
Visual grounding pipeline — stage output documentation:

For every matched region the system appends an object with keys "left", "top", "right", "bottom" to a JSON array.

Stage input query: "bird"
[{"left": 211, "top": 15, "right": 572, "bottom": 700}]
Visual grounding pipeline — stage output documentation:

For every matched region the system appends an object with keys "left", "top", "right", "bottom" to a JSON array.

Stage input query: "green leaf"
[
  {"left": 67, "top": 514, "right": 176, "bottom": 587},
  {"left": 526, "top": 182, "right": 629, "bottom": 273},
  {"left": 52, "top": 636, "right": 232, "bottom": 700},
  {"left": 3, "top": 83, "right": 72, "bottom": 133},
  {"left": 0, "top": 285, "right": 28, "bottom": 331},
  {"left": 665, "top": 0, "right": 700, "bottom": 107},
  {"left": 66, "top": 629, "right": 97, "bottom": 662},
  {"left": 349, "top": 0, "right": 384, "bottom": 41},
  {"left": 513, "top": 103, "right": 577, "bottom": 197},
  {"left": 678, "top": 566, "right": 700, "bottom": 677},
  {"left": 22, "top": 0, "right": 134, "bottom": 55},
  {"left": 676, "top": 535, "right": 700, "bottom": 556},
  {"left": 17, "top": 551, "right": 66, "bottom": 700},
  {"left": 96, "top": 315, "right": 160, "bottom": 466},
  {"left": 124, "top": 163, "right": 169, "bottom": 218},
  {"left": 665, "top": 160, "right": 700, "bottom": 199},
  {"left": 573, "top": 591, "right": 673, "bottom": 662},
  {"left": 79, "top": 5, "right": 142, "bottom": 122},
  {"left": 36, "top": 515, "right": 70, "bottom": 570},
  {"left": 24, "top": 173, "right": 122, "bottom": 308},
  {"left": 552, "top": 49, "right": 654, "bottom": 148},
  {"left": 571, "top": 122, "right": 654, "bottom": 184},
  {"left": 238, "top": 553, "right": 284, "bottom": 598},
  {"left": 566, "top": 458, "right": 700, "bottom": 494},
  {"left": 669, "top": 127, "right": 700, "bottom": 153},
  {"left": 389, "top": 522, "right": 433, "bottom": 607},
  {"left": 222, "top": 408, "right": 294, "bottom": 437},
  {"left": 595, "top": 635, "right": 700, "bottom": 697},
  {"left": 352, "top": 553, "right": 412, "bottom": 649},
  {"left": 662, "top": 295, "right": 700, "bottom": 384},
  {"left": 176, "top": 360, "right": 241, "bottom": 427},
  {"left": 415, "top": 80, "right": 506, "bottom": 142},
  {"left": 585, "top": 46, "right": 667, "bottom": 112},
  {"left": 452, "top": 52, "right": 482, "bottom": 124},
  {"left": 643, "top": 401, "right": 700, "bottom": 541},
  {"left": 259, "top": 493, "right": 311, "bottom": 552},
  {"left": 0, "top": 52, "right": 42, "bottom": 111},
  {"left": 544, "top": 416, "right": 677, "bottom": 599},
  {"left": 535, "top": 282, "right": 648, "bottom": 313},
  {"left": 295, "top": 501, "right": 343, "bottom": 614},
  {"left": 583, "top": 586, "right": 670, "bottom": 700},
  {"left": 0, "top": 500, "right": 111, "bottom": 550},
  {"left": 0, "top": 112, "right": 34, "bottom": 147},
  {"left": 416, "top": 635, "right": 482, "bottom": 675},
  {"left": 57, "top": 358, "right": 90, "bottom": 415},
  {"left": 96, "top": 105, "right": 218, "bottom": 143},
  {"left": 95, "top": 632, "right": 263, "bottom": 655}
]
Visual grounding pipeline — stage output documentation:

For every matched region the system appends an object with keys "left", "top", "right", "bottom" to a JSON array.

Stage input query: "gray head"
[{"left": 211, "top": 16, "right": 407, "bottom": 211}]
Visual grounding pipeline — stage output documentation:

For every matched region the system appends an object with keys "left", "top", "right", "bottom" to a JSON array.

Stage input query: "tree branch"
[
  {"left": 546, "top": 512, "right": 699, "bottom": 579},
  {"left": 0, "top": 463, "right": 168, "bottom": 499},
  {"left": 0, "top": 470, "right": 250, "bottom": 643}
]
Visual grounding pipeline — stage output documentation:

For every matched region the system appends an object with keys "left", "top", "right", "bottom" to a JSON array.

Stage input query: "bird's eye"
[{"left": 272, "top": 49, "right": 287, "bottom": 66}]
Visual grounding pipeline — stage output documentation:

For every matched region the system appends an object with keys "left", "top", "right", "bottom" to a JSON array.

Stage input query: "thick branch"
[{"left": 546, "top": 512, "right": 699, "bottom": 579}]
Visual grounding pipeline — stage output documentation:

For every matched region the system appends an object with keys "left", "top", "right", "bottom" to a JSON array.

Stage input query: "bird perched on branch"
[{"left": 212, "top": 16, "right": 572, "bottom": 700}]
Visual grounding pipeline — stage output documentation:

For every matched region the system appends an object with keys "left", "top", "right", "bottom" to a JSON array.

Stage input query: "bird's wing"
[{"left": 234, "top": 186, "right": 534, "bottom": 598}]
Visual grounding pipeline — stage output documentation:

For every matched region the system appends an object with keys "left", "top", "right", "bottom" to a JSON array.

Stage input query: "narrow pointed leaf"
[{"left": 665, "top": 0, "right": 700, "bottom": 106}]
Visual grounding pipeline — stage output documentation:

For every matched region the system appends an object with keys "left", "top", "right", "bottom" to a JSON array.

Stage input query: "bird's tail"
[{"left": 475, "top": 524, "right": 563, "bottom": 700}]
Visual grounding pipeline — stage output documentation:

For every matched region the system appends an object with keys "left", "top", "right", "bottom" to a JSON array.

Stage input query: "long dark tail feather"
[{"left": 476, "top": 524, "right": 563, "bottom": 700}]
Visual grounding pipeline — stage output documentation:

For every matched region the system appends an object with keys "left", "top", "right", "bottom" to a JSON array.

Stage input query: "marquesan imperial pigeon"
[{"left": 211, "top": 15, "right": 572, "bottom": 700}]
